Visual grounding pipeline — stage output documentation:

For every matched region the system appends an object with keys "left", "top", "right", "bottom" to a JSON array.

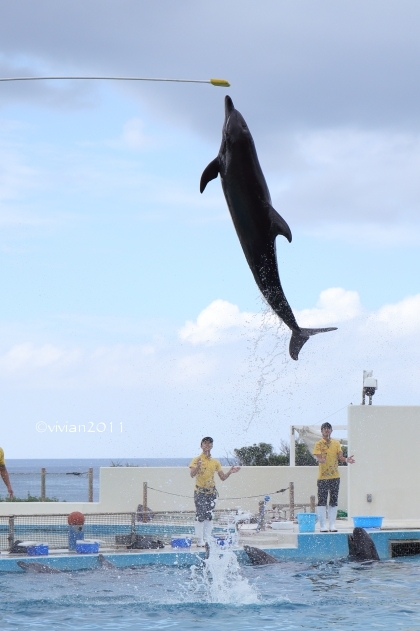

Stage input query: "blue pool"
[{"left": 2, "top": 553, "right": 420, "bottom": 630}]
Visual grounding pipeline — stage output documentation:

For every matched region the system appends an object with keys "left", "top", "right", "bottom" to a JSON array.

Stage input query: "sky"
[{"left": 0, "top": 1, "right": 419, "bottom": 459}]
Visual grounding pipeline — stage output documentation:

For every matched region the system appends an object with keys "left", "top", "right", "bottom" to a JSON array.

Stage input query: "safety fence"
[
  {"left": 0, "top": 510, "right": 245, "bottom": 552},
  {"left": 0, "top": 501, "right": 317, "bottom": 552}
]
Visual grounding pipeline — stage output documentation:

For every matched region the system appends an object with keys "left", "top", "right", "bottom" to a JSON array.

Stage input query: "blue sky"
[{"left": 1, "top": 1, "right": 420, "bottom": 459}]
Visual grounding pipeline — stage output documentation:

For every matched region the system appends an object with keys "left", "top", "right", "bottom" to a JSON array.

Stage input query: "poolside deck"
[{"left": 2, "top": 520, "right": 420, "bottom": 571}]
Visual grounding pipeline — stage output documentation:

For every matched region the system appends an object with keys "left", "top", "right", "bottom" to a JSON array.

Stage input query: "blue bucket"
[
  {"left": 297, "top": 513, "right": 318, "bottom": 533},
  {"left": 353, "top": 516, "right": 383, "bottom": 529}
]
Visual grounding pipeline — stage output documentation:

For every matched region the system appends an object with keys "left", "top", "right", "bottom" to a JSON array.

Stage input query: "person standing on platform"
[
  {"left": 313, "top": 423, "right": 355, "bottom": 532},
  {"left": 0, "top": 447, "right": 14, "bottom": 498},
  {"left": 189, "top": 437, "right": 240, "bottom": 546}
]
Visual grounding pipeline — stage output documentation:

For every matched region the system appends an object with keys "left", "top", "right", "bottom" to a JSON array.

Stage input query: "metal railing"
[{"left": 6, "top": 468, "right": 94, "bottom": 502}]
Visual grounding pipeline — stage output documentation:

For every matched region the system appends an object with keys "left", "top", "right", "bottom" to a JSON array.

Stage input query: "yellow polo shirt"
[
  {"left": 0, "top": 448, "right": 5, "bottom": 467},
  {"left": 313, "top": 439, "right": 342, "bottom": 480},
  {"left": 189, "top": 455, "right": 222, "bottom": 490}
]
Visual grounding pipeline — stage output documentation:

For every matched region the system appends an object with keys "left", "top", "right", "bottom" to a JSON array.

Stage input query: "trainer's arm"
[
  {"left": 338, "top": 451, "right": 355, "bottom": 464},
  {"left": 190, "top": 459, "right": 202, "bottom": 478},
  {"left": 217, "top": 466, "right": 240, "bottom": 481},
  {"left": 0, "top": 465, "right": 13, "bottom": 498}
]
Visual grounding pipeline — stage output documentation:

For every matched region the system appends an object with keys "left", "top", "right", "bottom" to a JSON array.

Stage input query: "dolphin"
[
  {"left": 200, "top": 96, "right": 337, "bottom": 360},
  {"left": 243, "top": 545, "right": 280, "bottom": 565},
  {"left": 348, "top": 527, "right": 380, "bottom": 561},
  {"left": 98, "top": 553, "right": 116, "bottom": 569},
  {"left": 17, "top": 561, "right": 61, "bottom": 574}
]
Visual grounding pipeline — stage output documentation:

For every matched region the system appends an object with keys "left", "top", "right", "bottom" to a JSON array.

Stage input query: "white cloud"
[
  {"left": 270, "top": 128, "right": 420, "bottom": 238},
  {"left": 0, "top": 343, "right": 81, "bottom": 373},
  {"left": 363, "top": 294, "right": 420, "bottom": 337},
  {"left": 178, "top": 299, "right": 257, "bottom": 345},
  {"left": 296, "top": 288, "right": 363, "bottom": 327},
  {"left": 1, "top": 288, "right": 420, "bottom": 457},
  {"left": 179, "top": 289, "right": 362, "bottom": 344}
]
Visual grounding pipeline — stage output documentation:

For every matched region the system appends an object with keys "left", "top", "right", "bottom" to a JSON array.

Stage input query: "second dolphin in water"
[
  {"left": 243, "top": 545, "right": 279, "bottom": 565},
  {"left": 200, "top": 96, "right": 337, "bottom": 360},
  {"left": 348, "top": 527, "right": 380, "bottom": 561},
  {"left": 17, "top": 561, "right": 61, "bottom": 574}
]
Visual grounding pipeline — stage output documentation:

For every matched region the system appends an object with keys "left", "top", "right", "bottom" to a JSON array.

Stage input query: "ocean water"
[
  {"left": 2, "top": 554, "right": 420, "bottom": 630},
  {"left": 3, "top": 459, "right": 210, "bottom": 503}
]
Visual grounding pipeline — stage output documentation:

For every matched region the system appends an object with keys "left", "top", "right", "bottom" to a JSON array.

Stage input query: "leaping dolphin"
[{"left": 200, "top": 96, "right": 337, "bottom": 360}]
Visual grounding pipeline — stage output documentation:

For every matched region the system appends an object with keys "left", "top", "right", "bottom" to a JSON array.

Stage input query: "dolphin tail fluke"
[
  {"left": 200, "top": 158, "right": 220, "bottom": 193},
  {"left": 289, "top": 327, "right": 337, "bottom": 361}
]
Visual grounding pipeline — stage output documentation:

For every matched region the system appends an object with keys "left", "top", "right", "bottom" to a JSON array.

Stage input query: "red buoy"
[{"left": 68, "top": 511, "right": 85, "bottom": 526}]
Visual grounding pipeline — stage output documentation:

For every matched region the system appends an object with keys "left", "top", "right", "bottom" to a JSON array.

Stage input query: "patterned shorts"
[
  {"left": 317, "top": 478, "right": 340, "bottom": 507},
  {"left": 194, "top": 488, "right": 217, "bottom": 522}
]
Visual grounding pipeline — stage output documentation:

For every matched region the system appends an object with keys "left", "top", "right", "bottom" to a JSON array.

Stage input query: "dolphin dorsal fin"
[
  {"left": 200, "top": 157, "right": 220, "bottom": 193},
  {"left": 267, "top": 204, "right": 292, "bottom": 243}
]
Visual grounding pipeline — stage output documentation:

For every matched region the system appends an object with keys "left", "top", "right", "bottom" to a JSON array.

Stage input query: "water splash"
[
  {"left": 189, "top": 522, "right": 259, "bottom": 604},
  {"left": 242, "top": 300, "right": 291, "bottom": 431}
]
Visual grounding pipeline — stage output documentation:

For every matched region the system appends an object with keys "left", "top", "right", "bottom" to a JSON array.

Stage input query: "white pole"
[{"left": 290, "top": 426, "right": 296, "bottom": 467}]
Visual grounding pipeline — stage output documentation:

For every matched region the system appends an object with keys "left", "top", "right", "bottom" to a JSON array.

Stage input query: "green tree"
[
  {"left": 233, "top": 443, "right": 288, "bottom": 466},
  {"left": 295, "top": 442, "right": 317, "bottom": 466},
  {"left": 233, "top": 440, "right": 318, "bottom": 466}
]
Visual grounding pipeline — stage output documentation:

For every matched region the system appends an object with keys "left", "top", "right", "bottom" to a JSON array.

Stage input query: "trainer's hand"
[
  {"left": 196, "top": 458, "right": 202, "bottom": 470},
  {"left": 229, "top": 466, "right": 241, "bottom": 475},
  {"left": 347, "top": 455, "right": 355, "bottom": 464}
]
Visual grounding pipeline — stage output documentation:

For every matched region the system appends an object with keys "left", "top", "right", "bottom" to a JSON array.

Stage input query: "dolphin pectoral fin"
[
  {"left": 289, "top": 327, "right": 337, "bottom": 361},
  {"left": 267, "top": 204, "right": 292, "bottom": 243},
  {"left": 200, "top": 158, "right": 220, "bottom": 193}
]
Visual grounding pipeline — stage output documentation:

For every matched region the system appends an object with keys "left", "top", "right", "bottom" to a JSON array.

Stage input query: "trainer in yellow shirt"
[
  {"left": 313, "top": 437, "right": 342, "bottom": 480},
  {"left": 313, "top": 423, "right": 355, "bottom": 532},
  {"left": 189, "top": 453, "right": 222, "bottom": 491},
  {"left": 189, "top": 436, "right": 240, "bottom": 546},
  {"left": 0, "top": 447, "right": 14, "bottom": 498}
]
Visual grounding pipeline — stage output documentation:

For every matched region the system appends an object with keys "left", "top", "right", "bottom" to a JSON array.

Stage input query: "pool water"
[{"left": 2, "top": 555, "right": 420, "bottom": 630}]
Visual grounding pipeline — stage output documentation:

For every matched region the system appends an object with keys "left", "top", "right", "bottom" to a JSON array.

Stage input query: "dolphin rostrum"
[
  {"left": 200, "top": 96, "right": 337, "bottom": 360},
  {"left": 348, "top": 527, "right": 380, "bottom": 561},
  {"left": 243, "top": 545, "right": 280, "bottom": 565}
]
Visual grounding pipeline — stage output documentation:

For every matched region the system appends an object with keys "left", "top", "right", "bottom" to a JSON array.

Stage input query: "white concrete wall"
[
  {"left": 0, "top": 466, "right": 348, "bottom": 516},
  {"left": 348, "top": 405, "right": 420, "bottom": 519},
  {"left": 98, "top": 465, "right": 348, "bottom": 513},
  {"left": 0, "top": 502, "right": 97, "bottom": 516}
]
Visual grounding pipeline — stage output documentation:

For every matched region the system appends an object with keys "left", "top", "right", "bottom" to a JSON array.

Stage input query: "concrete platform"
[{"left": 2, "top": 523, "right": 420, "bottom": 571}]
